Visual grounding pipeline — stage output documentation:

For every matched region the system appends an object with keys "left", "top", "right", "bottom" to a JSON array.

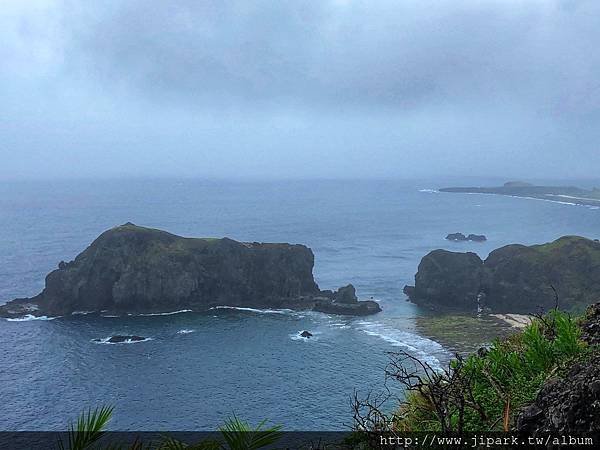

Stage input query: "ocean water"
[{"left": 1, "top": 179, "right": 599, "bottom": 431}]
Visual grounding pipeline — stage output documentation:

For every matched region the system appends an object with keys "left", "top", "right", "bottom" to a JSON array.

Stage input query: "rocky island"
[
  {"left": 440, "top": 181, "right": 600, "bottom": 207},
  {"left": 445, "top": 232, "right": 487, "bottom": 242},
  {"left": 404, "top": 235, "right": 600, "bottom": 313},
  {"left": 0, "top": 223, "right": 381, "bottom": 319}
]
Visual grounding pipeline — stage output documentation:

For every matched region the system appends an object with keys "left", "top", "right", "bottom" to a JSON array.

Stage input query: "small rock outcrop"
[
  {"left": 333, "top": 284, "right": 358, "bottom": 304},
  {"left": 300, "top": 331, "right": 313, "bottom": 338},
  {"left": 445, "top": 233, "right": 487, "bottom": 242},
  {"left": 405, "top": 236, "right": 600, "bottom": 313},
  {"left": 446, "top": 232, "right": 468, "bottom": 241},
  {"left": 0, "top": 223, "right": 381, "bottom": 318},
  {"left": 467, "top": 234, "right": 487, "bottom": 242}
]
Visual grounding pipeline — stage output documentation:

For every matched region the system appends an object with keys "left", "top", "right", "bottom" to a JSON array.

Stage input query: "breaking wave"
[
  {"left": 5, "top": 315, "right": 60, "bottom": 322},
  {"left": 210, "top": 306, "right": 295, "bottom": 315},
  {"left": 92, "top": 337, "right": 153, "bottom": 344},
  {"left": 177, "top": 329, "right": 195, "bottom": 334},
  {"left": 356, "top": 320, "right": 446, "bottom": 368},
  {"left": 138, "top": 309, "right": 193, "bottom": 316}
]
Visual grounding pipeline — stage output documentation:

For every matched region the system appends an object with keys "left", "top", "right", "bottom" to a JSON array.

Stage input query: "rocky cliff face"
[
  {"left": 0, "top": 223, "right": 381, "bottom": 317},
  {"left": 403, "top": 250, "right": 485, "bottom": 309},
  {"left": 517, "top": 303, "right": 600, "bottom": 435},
  {"left": 516, "top": 354, "right": 600, "bottom": 435},
  {"left": 404, "top": 236, "right": 600, "bottom": 313}
]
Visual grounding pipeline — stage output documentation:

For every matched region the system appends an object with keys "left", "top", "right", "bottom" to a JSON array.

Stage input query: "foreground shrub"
[{"left": 353, "top": 309, "right": 589, "bottom": 433}]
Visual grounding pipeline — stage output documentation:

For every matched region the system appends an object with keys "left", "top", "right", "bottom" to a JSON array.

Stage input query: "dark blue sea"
[{"left": 1, "top": 179, "right": 599, "bottom": 430}]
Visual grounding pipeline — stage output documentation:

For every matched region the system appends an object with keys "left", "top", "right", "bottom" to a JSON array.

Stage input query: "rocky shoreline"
[
  {"left": 0, "top": 223, "right": 381, "bottom": 319},
  {"left": 404, "top": 235, "right": 600, "bottom": 313}
]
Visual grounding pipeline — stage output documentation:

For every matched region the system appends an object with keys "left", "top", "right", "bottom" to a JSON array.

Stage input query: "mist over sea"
[{"left": 1, "top": 178, "right": 599, "bottom": 430}]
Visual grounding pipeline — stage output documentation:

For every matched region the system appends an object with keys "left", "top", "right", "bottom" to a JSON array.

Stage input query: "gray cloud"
[
  {"left": 62, "top": 0, "right": 600, "bottom": 113},
  {"left": 1, "top": 0, "right": 599, "bottom": 180}
]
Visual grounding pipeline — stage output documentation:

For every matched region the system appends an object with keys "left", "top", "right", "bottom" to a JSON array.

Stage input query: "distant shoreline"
[{"left": 439, "top": 182, "right": 600, "bottom": 209}]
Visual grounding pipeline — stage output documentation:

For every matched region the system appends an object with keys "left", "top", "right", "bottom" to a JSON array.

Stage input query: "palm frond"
[
  {"left": 219, "top": 415, "right": 282, "bottom": 450},
  {"left": 158, "top": 435, "right": 189, "bottom": 450},
  {"left": 158, "top": 435, "right": 222, "bottom": 450},
  {"left": 58, "top": 405, "right": 114, "bottom": 450}
]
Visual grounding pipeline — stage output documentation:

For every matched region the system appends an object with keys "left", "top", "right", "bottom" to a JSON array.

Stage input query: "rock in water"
[
  {"left": 404, "top": 236, "right": 600, "bottom": 313},
  {"left": 467, "top": 234, "right": 487, "bottom": 242},
  {"left": 446, "top": 233, "right": 468, "bottom": 241},
  {"left": 300, "top": 331, "right": 313, "bottom": 338},
  {"left": 402, "top": 250, "right": 485, "bottom": 310},
  {"left": 332, "top": 284, "right": 357, "bottom": 304},
  {"left": 445, "top": 233, "right": 487, "bottom": 242},
  {"left": 0, "top": 223, "right": 381, "bottom": 318}
]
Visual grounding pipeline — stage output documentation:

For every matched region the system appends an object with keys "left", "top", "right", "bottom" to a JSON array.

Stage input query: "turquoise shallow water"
[{"left": 1, "top": 179, "right": 599, "bottom": 430}]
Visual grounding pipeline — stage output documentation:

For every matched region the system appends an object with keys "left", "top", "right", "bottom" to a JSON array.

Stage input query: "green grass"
[{"left": 394, "top": 309, "right": 591, "bottom": 432}]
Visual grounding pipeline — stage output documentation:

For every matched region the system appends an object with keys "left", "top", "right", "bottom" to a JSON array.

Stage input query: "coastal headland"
[
  {"left": 0, "top": 223, "right": 381, "bottom": 319},
  {"left": 439, "top": 181, "right": 600, "bottom": 208}
]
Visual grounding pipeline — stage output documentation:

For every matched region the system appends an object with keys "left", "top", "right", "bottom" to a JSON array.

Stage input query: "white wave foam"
[
  {"left": 6, "top": 314, "right": 60, "bottom": 322},
  {"left": 177, "top": 329, "right": 195, "bottom": 334},
  {"left": 71, "top": 310, "right": 94, "bottom": 315},
  {"left": 92, "top": 337, "right": 153, "bottom": 344},
  {"left": 138, "top": 309, "right": 193, "bottom": 316},
  {"left": 419, "top": 188, "right": 439, "bottom": 193},
  {"left": 547, "top": 194, "right": 600, "bottom": 202},
  {"left": 211, "top": 306, "right": 294, "bottom": 315},
  {"left": 327, "top": 320, "right": 351, "bottom": 329},
  {"left": 357, "top": 321, "right": 445, "bottom": 368},
  {"left": 449, "top": 191, "right": 600, "bottom": 209}
]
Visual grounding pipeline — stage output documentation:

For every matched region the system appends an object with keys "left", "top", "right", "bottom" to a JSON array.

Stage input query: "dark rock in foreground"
[
  {"left": 0, "top": 223, "right": 381, "bottom": 318},
  {"left": 517, "top": 302, "right": 600, "bottom": 434},
  {"left": 445, "top": 233, "right": 487, "bottom": 242},
  {"left": 580, "top": 303, "right": 600, "bottom": 346},
  {"left": 404, "top": 236, "right": 600, "bottom": 313},
  {"left": 300, "top": 331, "right": 313, "bottom": 338},
  {"left": 517, "top": 355, "right": 600, "bottom": 434}
]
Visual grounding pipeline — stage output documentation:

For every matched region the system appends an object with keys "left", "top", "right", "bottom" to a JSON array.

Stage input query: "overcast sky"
[{"left": 1, "top": 0, "right": 599, "bottom": 180}]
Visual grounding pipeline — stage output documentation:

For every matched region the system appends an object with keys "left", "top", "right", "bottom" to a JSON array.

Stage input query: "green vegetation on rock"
[
  {"left": 0, "top": 223, "right": 381, "bottom": 318},
  {"left": 354, "top": 306, "right": 599, "bottom": 434},
  {"left": 405, "top": 235, "right": 600, "bottom": 313}
]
